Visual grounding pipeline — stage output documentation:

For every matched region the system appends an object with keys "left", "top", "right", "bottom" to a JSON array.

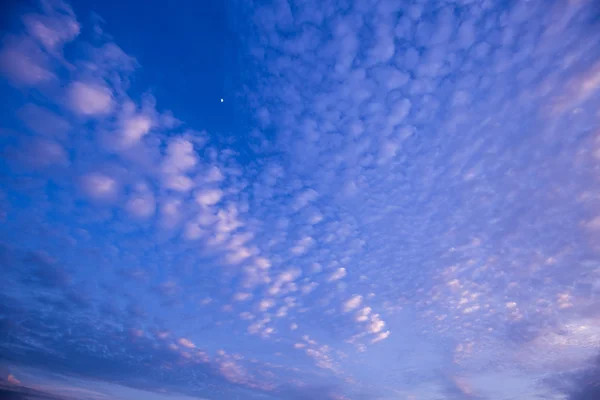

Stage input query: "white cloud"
[
  {"left": 7, "top": 374, "right": 20, "bottom": 385},
  {"left": 233, "top": 292, "right": 252, "bottom": 302},
  {"left": 160, "top": 198, "right": 181, "bottom": 228},
  {"left": 276, "top": 306, "right": 288, "bottom": 317},
  {"left": 368, "top": 314, "right": 385, "bottom": 333},
  {"left": 328, "top": 267, "right": 347, "bottom": 282},
  {"left": 183, "top": 221, "right": 204, "bottom": 240},
  {"left": 121, "top": 114, "right": 152, "bottom": 147},
  {"left": 356, "top": 307, "right": 371, "bottom": 322},
  {"left": 178, "top": 338, "right": 195, "bottom": 349},
  {"left": 81, "top": 173, "right": 119, "bottom": 201},
  {"left": 259, "top": 298, "right": 275, "bottom": 311},
  {"left": 0, "top": 37, "right": 54, "bottom": 86},
  {"left": 68, "top": 81, "right": 114, "bottom": 116},
  {"left": 255, "top": 257, "right": 271, "bottom": 269},
  {"left": 291, "top": 236, "right": 315, "bottom": 255},
  {"left": 225, "top": 247, "right": 252, "bottom": 264},
  {"left": 301, "top": 282, "right": 318, "bottom": 294},
  {"left": 165, "top": 175, "right": 194, "bottom": 192},
  {"left": 371, "top": 331, "right": 390, "bottom": 344},
  {"left": 163, "top": 138, "right": 198, "bottom": 177},
  {"left": 205, "top": 166, "right": 224, "bottom": 182},
  {"left": 196, "top": 189, "right": 223, "bottom": 207},
  {"left": 292, "top": 188, "right": 318, "bottom": 211},
  {"left": 239, "top": 311, "right": 254, "bottom": 320},
  {"left": 126, "top": 183, "right": 155, "bottom": 219},
  {"left": 343, "top": 295, "right": 362, "bottom": 312},
  {"left": 23, "top": 0, "right": 80, "bottom": 53}
]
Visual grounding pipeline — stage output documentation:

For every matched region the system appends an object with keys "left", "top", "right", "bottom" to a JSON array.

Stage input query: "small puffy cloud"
[
  {"left": 68, "top": 81, "right": 114, "bottom": 116},
  {"left": 0, "top": 37, "right": 54, "bottom": 86},
  {"left": 163, "top": 137, "right": 197, "bottom": 173},
  {"left": 183, "top": 221, "right": 204, "bottom": 240},
  {"left": 371, "top": 331, "right": 390, "bottom": 344},
  {"left": 447, "top": 279, "right": 460, "bottom": 289},
  {"left": 178, "top": 338, "right": 195, "bottom": 349},
  {"left": 293, "top": 188, "right": 319, "bottom": 211},
  {"left": 290, "top": 323, "right": 298, "bottom": 330},
  {"left": 196, "top": 188, "right": 223, "bottom": 207},
  {"left": 205, "top": 165, "right": 224, "bottom": 182},
  {"left": 368, "top": 314, "right": 385, "bottom": 333},
  {"left": 277, "top": 268, "right": 301, "bottom": 283},
  {"left": 239, "top": 311, "right": 254, "bottom": 320},
  {"left": 23, "top": 0, "right": 80, "bottom": 53},
  {"left": 291, "top": 236, "right": 315, "bottom": 255},
  {"left": 17, "top": 138, "right": 69, "bottom": 167},
  {"left": 18, "top": 103, "right": 71, "bottom": 138},
  {"left": 276, "top": 306, "right": 288, "bottom": 317},
  {"left": 7, "top": 374, "right": 20, "bottom": 385},
  {"left": 301, "top": 281, "right": 318, "bottom": 294},
  {"left": 121, "top": 114, "right": 152, "bottom": 147},
  {"left": 81, "top": 173, "right": 119, "bottom": 201},
  {"left": 343, "top": 295, "right": 362, "bottom": 312},
  {"left": 163, "top": 138, "right": 198, "bottom": 192},
  {"left": 259, "top": 298, "right": 275, "bottom": 311},
  {"left": 160, "top": 198, "right": 181, "bottom": 228},
  {"left": 328, "top": 267, "right": 347, "bottom": 282},
  {"left": 255, "top": 257, "right": 271, "bottom": 269},
  {"left": 233, "top": 292, "right": 252, "bottom": 302},
  {"left": 165, "top": 175, "right": 194, "bottom": 192},
  {"left": 126, "top": 183, "right": 155, "bottom": 219},
  {"left": 225, "top": 247, "right": 253, "bottom": 265},
  {"left": 356, "top": 307, "right": 371, "bottom": 322},
  {"left": 156, "top": 331, "right": 170, "bottom": 340}
]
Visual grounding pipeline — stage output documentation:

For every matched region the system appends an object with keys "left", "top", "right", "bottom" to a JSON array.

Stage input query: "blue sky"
[{"left": 0, "top": 0, "right": 599, "bottom": 399}]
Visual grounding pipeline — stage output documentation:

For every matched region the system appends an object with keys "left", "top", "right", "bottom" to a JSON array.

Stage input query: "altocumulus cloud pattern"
[{"left": 1, "top": 0, "right": 600, "bottom": 399}]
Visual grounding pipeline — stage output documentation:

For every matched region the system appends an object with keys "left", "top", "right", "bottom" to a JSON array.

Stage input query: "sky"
[{"left": 0, "top": 0, "right": 599, "bottom": 399}]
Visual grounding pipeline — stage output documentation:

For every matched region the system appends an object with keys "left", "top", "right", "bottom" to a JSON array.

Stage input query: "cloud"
[
  {"left": 259, "top": 298, "right": 275, "bottom": 312},
  {"left": 1, "top": 0, "right": 600, "bottom": 399},
  {"left": 67, "top": 81, "right": 114, "bottom": 116},
  {"left": 0, "top": 36, "right": 55, "bottom": 86},
  {"left": 23, "top": 0, "right": 80, "bottom": 53},
  {"left": 7, "top": 374, "right": 20, "bottom": 385},
  {"left": 178, "top": 338, "right": 196, "bottom": 349},
  {"left": 162, "top": 138, "right": 198, "bottom": 192},
  {"left": 328, "top": 268, "right": 347, "bottom": 282},
  {"left": 342, "top": 295, "right": 362, "bottom": 312},
  {"left": 195, "top": 189, "right": 223, "bottom": 207},
  {"left": 121, "top": 115, "right": 152, "bottom": 146},
  {"left": 564, "top": 353, "right": 600, "bottom": 400},
  {"left": 371, "top": 331, "right": 390, "bottom": 344},
  {"left": 367, "top": 314, "right": 385, "bottom": 334},
  {"left": 18, "top": 104, "right": 71, "bottom": 139},
  {"left": 0, "top": 385, "right": 65, "bottom": 400},
  {"left": 292, "top": 189, "right": 318, "bottom": 211},
  {"left": 81, "top": 173, "right": 119, "bottom": 201},
  {"left": 126, "top": 183, "right": 156, "bottom": 219}
]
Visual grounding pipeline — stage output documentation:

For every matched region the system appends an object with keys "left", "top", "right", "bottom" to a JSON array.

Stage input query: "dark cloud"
[
  {"left": 0, "top": 384, "right": 67, "bottom": 400},
  {"left": 543, "top": 353, "right": 600, "bottom": 400},
  {"left": 274, "top": 383, "right": 356, "bottom": 400},
  {"left": 0, "top": 294, "right": 279, "bottom": 400},
  {"left": 23, "top": 252, "right": 72, "bottom": 289},
  {"left": 569, "top": 354, "right": 600, "bottom": 400},
  {"left": 438, "top": 372, "right": 485, "bottom": 400}
]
